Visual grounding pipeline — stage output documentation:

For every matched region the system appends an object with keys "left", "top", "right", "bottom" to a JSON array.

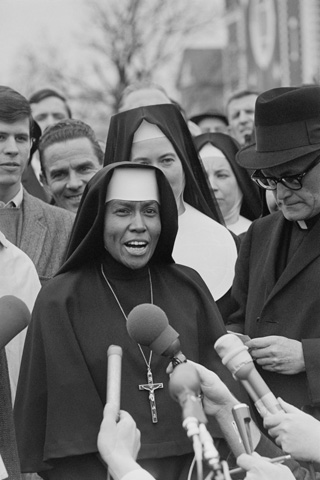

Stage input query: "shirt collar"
[
  {"left": 0, "top": 231, "right": 9, "bottom": 248},
  {"left": 0, "top": 185, "right": 23, "bottom": 208}
]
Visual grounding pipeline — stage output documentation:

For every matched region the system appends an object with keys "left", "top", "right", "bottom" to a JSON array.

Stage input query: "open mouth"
[{"left": 124, "top": 241, "right": 149, "bottom": 255}]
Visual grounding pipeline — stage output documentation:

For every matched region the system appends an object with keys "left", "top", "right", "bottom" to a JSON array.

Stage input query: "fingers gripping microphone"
[
  {"left": 0, "top": 295, "right": 31, "bottom": 349},
  {"left": 127, "top": 304, "right": 187, "bottom": 367},
  {"left": 215, "top": 334, "right": 283, "bottom": 418}
]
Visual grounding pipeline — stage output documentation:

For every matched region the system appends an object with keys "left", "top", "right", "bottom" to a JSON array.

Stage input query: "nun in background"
[
  {"left": 103, "top": 104, "right": 238, "bottom": 311},
  {"left": 14, "top": 163, "right": 243, "bottom": 480},
  {"left": 195, "top": 132, "right": 262, "bottom": 237}
]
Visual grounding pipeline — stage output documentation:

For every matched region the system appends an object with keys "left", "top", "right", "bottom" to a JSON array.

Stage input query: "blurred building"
[
  {"left": 176, "top": 48, "right": 225, "bottom": 117},
  {"left": 223, "top": 0, "right": 320, "bottom": 96},
  {"left": 177, "top": 0, "right": 320, "bottom": 116}
]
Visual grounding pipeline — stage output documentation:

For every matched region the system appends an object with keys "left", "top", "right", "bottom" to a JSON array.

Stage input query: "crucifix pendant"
[{"left": 139, "top": 367, "right": 163, "bottom": 423}]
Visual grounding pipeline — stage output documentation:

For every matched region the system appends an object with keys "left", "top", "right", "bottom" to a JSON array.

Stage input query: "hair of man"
[
  {"left": 0, "top": 85, "right": 37, "bottom": 138},
  {"left": 29, "top": 88, "right": 72, "bottom": 119},
  {"left": 225, "top": 88, "right": 260, "bottom": 111},
  {"left": 38, "top": 119, "right": 104, "bottom": 176}
]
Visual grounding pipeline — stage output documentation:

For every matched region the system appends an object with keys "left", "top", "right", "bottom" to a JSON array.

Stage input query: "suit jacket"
[
  {"left": 18, "top": 190, "right": 75, "bottom": 285},
  {"left": 227, "top": 211, "right": 320, "bottom": 409},
  {"left": 22, "top": 163, "right": 50, "bottom": 203}
]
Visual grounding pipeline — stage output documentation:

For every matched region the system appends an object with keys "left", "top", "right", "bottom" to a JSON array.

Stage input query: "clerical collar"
[
  {"left": 296, "top": 212, "right": 320, "bottom": 230},
  {"left": 296, "top": 220, "right": 308, "bottom": 230},
  {"left": 0, "top": 185, "right": 23, "bottom": 209}
]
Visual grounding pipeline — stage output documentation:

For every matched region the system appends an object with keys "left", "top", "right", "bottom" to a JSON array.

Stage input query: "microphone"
[
  {"left": 214, "top": 333, "right": 283, "bottom": 418},
  {"left": 0, "top": 295, "right": 31, "bottom": 349},
  {"left": 106, "top": 345, "right": 122, "bottom": 414},
  {"left": 232, "top": 403, "right": 253, "bottom": 454},
  {"left": 169, "top": 362, "right": 207, "bottom": 424},
  {"left": 127, "top": 304, "right": 186, "bottom": 367}
]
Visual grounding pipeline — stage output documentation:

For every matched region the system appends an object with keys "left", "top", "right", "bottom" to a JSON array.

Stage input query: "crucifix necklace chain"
[{"left": 101, "top": 264, "right": 163, "bottom": 423}]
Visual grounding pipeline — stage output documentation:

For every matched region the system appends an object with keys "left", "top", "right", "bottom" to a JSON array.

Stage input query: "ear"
[{"left": 39, "top": 173, "right": 52, "bottom": 197}]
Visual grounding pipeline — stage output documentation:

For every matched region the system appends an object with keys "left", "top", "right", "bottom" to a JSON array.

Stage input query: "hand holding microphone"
[{"left": 214, "top": 333, "right": 284, "bottom": 418}]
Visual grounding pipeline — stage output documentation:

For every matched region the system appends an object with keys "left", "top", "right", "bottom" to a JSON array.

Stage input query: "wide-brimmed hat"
[{"left": 237, "top": 85, "right": 320, "bottom": 169}]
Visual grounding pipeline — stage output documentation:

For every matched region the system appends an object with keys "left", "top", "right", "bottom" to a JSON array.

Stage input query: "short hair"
[
  {"left": 39, "top": 119, "right": 104, "bottom": 175},
  {"left": 29, "top": 88, "right": 72, "bottom": 118},
  {"left": 0, "top": 85, "right": 36, "bottom": 136},
  {"left": 226, "top": 89, "right": 260, "bottom": 110}
]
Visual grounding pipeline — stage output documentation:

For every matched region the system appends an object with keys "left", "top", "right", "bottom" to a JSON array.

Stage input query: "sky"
[
  {"left": 0, "top": 0, "right": 226, "bottom": 95},
  {"left": 0, "top": 0, "right": 86, "bottom": 87}
]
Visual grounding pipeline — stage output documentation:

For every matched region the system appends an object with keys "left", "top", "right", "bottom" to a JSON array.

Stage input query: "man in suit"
[
  {"left": 0, "top": 85, "right": 75, "bottom": 285},
  {"left": 39, "top": 119, "right": 103, "bottom": 213},
  {"left": 227, "top": 85, "right": 320, "bottom": 419}
]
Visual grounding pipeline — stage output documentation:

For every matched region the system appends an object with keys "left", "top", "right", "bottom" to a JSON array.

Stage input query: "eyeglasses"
[{"left": 251, "top": 155, "right": 320, "bottom": 191}]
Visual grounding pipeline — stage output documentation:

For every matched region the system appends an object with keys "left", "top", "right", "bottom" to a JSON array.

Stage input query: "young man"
[
  {"left": 22, "top": 88, "right": 72, "bottom": 202},
  {"left": 39, "top": 119, "right": 103, "bottom": 213},
  {"left": 227, "top": 85, "right": 320, "bottom": 421},
  {"left": 0, "top": 85, "right": 75, "bottom": 285}
]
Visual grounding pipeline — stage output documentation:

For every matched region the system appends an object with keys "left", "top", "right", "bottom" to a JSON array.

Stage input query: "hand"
[
  {"left": 185, "top": 360, "right": 238, "bottom": 416},
  {"left": 246, "top": 336, "right": 305, "bottom": 374},
  {"left": 264, "top": 398, "right": 320, "bottom": 462},
  {"left": 237, "top": 452, "right": 295, "bottom": 480},
  {"left": 97, "top": 404, "right": 141, "bottom": 480}
]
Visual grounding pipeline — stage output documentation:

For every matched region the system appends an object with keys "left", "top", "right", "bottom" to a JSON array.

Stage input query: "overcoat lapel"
[
  {"left": 264, "top": 215, "right": 320, "bottom": 305},
  {"left": 19, "top": 191, "right": 47, "bottom": 267},
  {"left": 261, "top": 213, "right": 284, "bottom": 296}
]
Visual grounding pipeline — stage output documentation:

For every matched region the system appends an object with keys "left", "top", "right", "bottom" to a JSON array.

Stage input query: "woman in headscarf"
[
  {"left": 104, "top": 104, "right": 238, "bottom": 306},
  {"left": 14, "top": 163, "right": 240, "bottom": 480},
  {"left": 194, "top": 132, "right": 262, "bottom": 236}
]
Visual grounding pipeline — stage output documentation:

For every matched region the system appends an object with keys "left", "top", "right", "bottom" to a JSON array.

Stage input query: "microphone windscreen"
[
  {"left": 214, "top": 333, "right": 251, "bottom": 374},
  {"left": 127, "top": 304, "right": 179, "bottom": 355},
  {"left": 0, "top": 295, "right": 31, "bottom": 349}
]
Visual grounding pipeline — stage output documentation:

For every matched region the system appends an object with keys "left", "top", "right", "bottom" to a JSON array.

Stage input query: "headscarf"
[
  {"left": 103, "top": 104, "right": 224, "bottom": 224},
  {"left": 59, "top": 162, "right": 178, "bottom": 274},
  {"left": 194, "top": 132, "right": 262, "bottom": 221}
]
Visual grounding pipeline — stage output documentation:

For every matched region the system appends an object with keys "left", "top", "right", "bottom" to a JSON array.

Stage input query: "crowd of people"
[{"left": 1, "top": 79, "right": 320, "bottom": 480}]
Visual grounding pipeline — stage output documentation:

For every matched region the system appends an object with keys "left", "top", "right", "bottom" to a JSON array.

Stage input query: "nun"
[
  {"left": 195, "top": 132, "right": 262, "bottom": 236},
  {"left": 104, "top": 104, "right": 238, "bottom": 307},
  {"left": 14, "top": 163, "right": 240, "bottom": 480}
]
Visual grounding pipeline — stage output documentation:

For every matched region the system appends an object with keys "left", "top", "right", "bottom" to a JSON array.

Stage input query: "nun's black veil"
[
  {"left": 103, "top": 103, "right": 225, "bottom": 225},
  {"left": 194, "top": 132, "right": 262, "bottom": 221},
  {"left": 59, "top": 162, "right": 178, "bottom": 274}
]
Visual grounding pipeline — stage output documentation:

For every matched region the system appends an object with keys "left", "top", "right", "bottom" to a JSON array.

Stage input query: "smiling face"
[
  {"left": 130, "top": 136, "right": 185, "bottom": 214},
  {"left": 41, "top": 137, "right": 102, "bottom": 213},
  {"left": 0, "top": 118, "right": 32, "bottom": 203},
  {"left": 104, "top": 200, "right": 161, "bottom": 269},
  {"left": 262, "top": 158, "right": 320, "bottom": 221},
  {"left": 201, "top": 153, "right": 241, "bottom": 219}
]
